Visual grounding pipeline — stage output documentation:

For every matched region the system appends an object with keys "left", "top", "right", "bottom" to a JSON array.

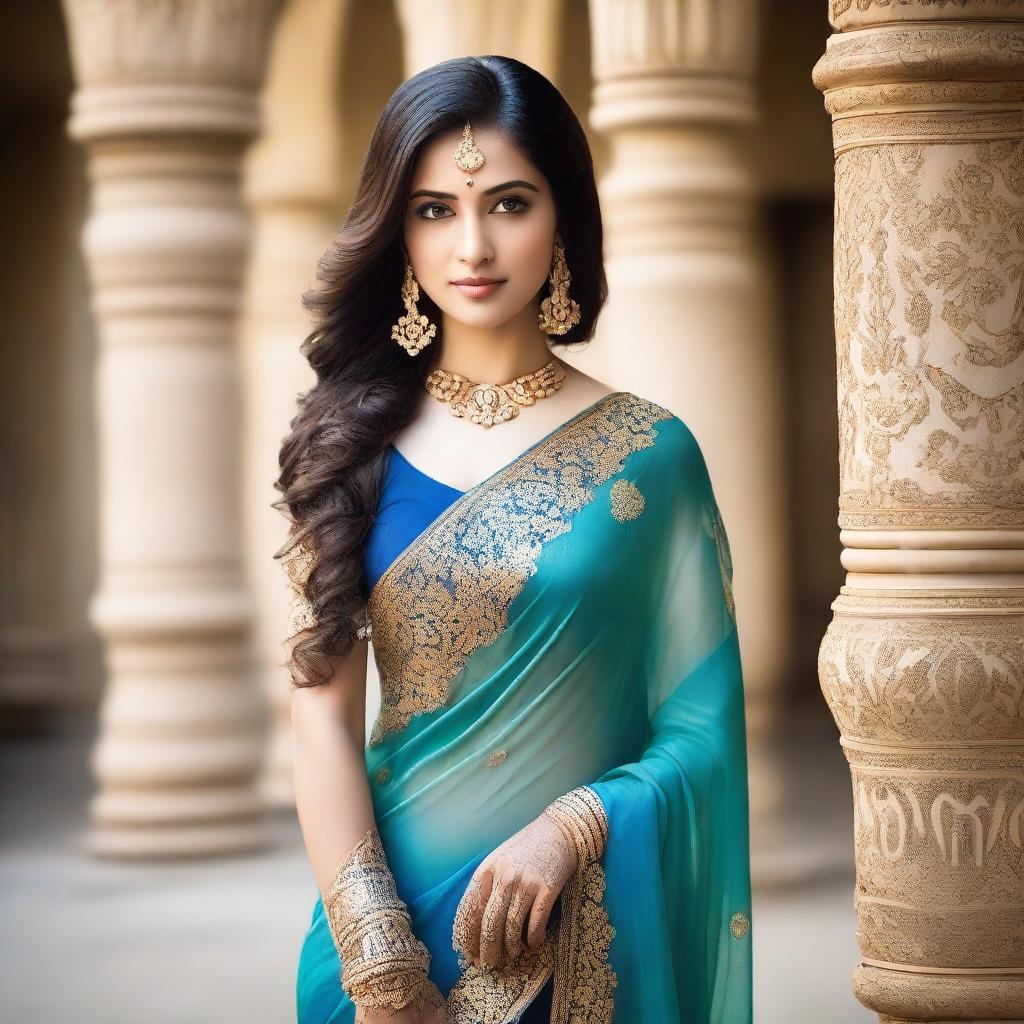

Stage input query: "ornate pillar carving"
[
  {"left": 62, "top": 0, "right": 280, "bottom": 856},
  {"left": 814, "top": 3, "right": 1024, "bottom": 1019},
  {"left": 587, "top": 0, "right": 791, "bottom": 877}
]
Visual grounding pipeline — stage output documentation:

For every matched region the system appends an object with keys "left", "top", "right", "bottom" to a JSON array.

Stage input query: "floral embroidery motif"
[
  {"left": 366, "top": 392, "right": 674, "bottom": 746},
  {"left": 609, "top": 478, "right": 645, "bottom": 521},
  {"left": 374, "top": 765, "right": 391, "bottom": 786},
  {"left": 486, "top": 750, "right": 508, "bottom": 768},
  {"left": 730, "top": 910, "right": 750, "bottom": 940}
]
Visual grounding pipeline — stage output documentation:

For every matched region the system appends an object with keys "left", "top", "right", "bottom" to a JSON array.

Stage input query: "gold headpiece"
[{"left": 453, "top": 122, "right": 484, "bottom": 184}]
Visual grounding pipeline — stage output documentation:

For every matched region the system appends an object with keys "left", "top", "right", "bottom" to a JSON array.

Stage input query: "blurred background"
[{"left": 0, "top": 1, "right": 872, "bottom": 1021}]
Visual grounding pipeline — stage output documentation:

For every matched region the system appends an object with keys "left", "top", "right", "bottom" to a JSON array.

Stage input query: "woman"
[{"left": 275, "top": 55, "right": 751, "bottom": 1024}]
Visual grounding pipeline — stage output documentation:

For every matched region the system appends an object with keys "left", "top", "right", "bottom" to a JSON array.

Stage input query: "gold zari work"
[
  {"left": 323, "top": 827, "right": 444, "bottom": 1013},
  {"left": 730, "top": 910, "right": 750, "bottom": 940},
  {"left": 281, "top": 540, "right": 316, "bottom": 641},
  {"left": 609, "top": 478, "right": 645, "bottom": 521},
  {"left": 486, "top": 750, "right": 508, "bottom": 768},
  {"left": 446, "top": 789, "right": 617, "bottom": 1023},
  {"left": 365, "top": 392, "right": 674, "bottom": 746}
]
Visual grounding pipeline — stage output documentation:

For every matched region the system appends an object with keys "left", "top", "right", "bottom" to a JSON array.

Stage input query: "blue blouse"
[{"left": 362, "top": 445, "right": 466, "bottom": 597}]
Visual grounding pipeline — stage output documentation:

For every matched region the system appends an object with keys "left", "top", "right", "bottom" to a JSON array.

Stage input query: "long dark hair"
[{"left": 273, "top": 54, "right": 606, "bottom": 688}]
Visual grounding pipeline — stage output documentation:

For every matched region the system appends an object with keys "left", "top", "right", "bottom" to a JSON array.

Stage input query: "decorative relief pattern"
[
  {"left": 814, "top": 25, "right": 1024, "bottom": 92},
  {"left": 365, "top": 392, "right": 673, "bottom": 747},
  {"left": 830, "top": 0, "right": 1024, "bottom": 30},
  {"left": 825, "top": 81, "right": 1024, "bottom": 118},
  {"left": 609, "top": 478, "right": 645, "bottom": 521},
  {"left": 831, "top": 110, "right": 1024, "bottom": 153},
  {"left": 833, "top": 141, "right": 1024, "bottom": 529},
  {"left": 853, "top": 966, "right": 1024, "bottom": 1019},
  {"left": 850, "top": 766, "right": 1024, "bottom": 967},
  {"left": 818, "top": 608, "right": 1024, "bottom": 742}
]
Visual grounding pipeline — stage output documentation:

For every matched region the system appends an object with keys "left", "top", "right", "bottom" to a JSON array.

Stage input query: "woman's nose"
[{"left": 456, "top": 214, "right": 493, "bottom": 266}]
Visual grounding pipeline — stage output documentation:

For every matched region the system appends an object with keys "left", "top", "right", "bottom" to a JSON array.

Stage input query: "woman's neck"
[{"left": 437, "top": 305, "right": 555, "bottom": 383}]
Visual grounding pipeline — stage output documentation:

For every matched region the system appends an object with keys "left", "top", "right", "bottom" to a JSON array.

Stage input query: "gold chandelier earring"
[
  {"left": 391, "top": 258, "right": 437, "bottom": 356},
  {"left": 538, "top": 239, "right": 581, "bottom": 336}
]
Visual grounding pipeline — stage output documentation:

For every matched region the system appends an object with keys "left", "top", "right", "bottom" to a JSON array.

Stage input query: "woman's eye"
[
  {"left": 493, "top": 195, "right": 528, "bottom": 214},
  {"left": 416, "top": 202, "right": 452, "bottom": 220}
]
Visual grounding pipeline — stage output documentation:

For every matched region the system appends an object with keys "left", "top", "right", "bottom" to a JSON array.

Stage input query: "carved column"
[
  {"left": 395, "top": 0, "right": 564, "bottom": 78},
  {"left": 814, "top": 4, "right": 1024, "bottom": 1020},
  {"left": 587, "top": 0, "right": 790, "bottom": 876},
  {"left": 63, "top": 0, "right": 280, "bottom": 856}
]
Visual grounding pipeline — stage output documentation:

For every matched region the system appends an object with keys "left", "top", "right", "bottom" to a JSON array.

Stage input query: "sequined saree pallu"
[{"left": 296, "top": 391, "right": 753, "bottom": 1024}]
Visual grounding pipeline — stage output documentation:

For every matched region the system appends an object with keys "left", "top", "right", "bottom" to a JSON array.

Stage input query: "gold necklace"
[{"left": 424, "top": 358, "right": 567, "bottom": 428}]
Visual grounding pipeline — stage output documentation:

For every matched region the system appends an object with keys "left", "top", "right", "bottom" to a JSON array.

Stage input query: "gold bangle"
[{"left": 541, "top": 785, "right": 608, "bottom": 870}]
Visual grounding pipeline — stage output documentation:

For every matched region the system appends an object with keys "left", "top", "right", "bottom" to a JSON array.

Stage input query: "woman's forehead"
[{"left": 410, "top": 126, "right": 539, "bottom": 190}]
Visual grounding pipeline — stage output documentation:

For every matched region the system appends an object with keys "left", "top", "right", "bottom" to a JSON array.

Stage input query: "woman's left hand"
[{"left": 452, "top": 813, "right": 578, "bottom": 970}]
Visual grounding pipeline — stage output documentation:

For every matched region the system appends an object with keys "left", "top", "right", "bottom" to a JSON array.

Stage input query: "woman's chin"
[{"left": 443, "top": 306, "right": 518, "bottom": 332}]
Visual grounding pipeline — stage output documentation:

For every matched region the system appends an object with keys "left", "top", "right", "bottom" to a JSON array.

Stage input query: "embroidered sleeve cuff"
[{"left": 322, "top": 826, "right": 433, "bottom": 1011}]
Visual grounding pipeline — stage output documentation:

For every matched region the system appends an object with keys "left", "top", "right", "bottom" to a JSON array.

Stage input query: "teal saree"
[{"left": 296, "top": 390, "right": 752, "bottom": 1023}]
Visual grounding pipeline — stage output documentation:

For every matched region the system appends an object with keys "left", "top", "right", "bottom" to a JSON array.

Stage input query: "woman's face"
[{"left": 402, "top": 125, "right": 558, "bottom": 331}]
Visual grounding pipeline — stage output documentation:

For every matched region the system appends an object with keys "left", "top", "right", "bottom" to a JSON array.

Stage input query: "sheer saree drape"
[{"left": 296, "top": 391, "right": 752, "bottom": 1023}]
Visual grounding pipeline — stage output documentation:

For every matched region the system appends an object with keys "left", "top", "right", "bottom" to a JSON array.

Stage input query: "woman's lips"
[{"left": 452, "top": 279, "right": 505, "bottom": 298}]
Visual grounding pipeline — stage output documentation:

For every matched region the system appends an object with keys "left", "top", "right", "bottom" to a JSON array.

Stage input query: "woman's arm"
[
  {"left": 288, "top": 624, "right": 448, "bottom": 1022},
  {"left": 291, "top": 639, "right": 374, "bottom": 898}
]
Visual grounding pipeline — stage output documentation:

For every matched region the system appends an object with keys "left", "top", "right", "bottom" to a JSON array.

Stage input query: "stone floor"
[{"left": 1, "top": 697, "right": 874, "bottom": 1023}]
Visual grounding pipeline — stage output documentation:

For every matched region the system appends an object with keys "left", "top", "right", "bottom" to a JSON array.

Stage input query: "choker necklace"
[{"left": 424, "top": 359, "right": 567, "bottom": 428}]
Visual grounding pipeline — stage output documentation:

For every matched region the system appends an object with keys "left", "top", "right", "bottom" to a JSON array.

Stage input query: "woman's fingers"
[
  {"left": 453, "top": 869, "right": 491, "bottom": 965},
  {"left": 479, "top": 872, "right": 514, "bottom": 968},
  {"left": 503, "top": 884, "right": 532, "bottom": 961},
  {"left": 525, "top": 888, "right": 555, "bottom": 951}
]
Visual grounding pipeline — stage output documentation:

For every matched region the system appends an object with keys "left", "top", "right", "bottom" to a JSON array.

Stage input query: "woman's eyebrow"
[{"left": 408, "top": 179, "right": 541, "bottom": 201}]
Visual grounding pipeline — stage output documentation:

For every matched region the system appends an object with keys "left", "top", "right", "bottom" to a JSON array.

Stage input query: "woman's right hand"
[{"left": 354, "top": 978, "right": 451, "bottom": 1024}]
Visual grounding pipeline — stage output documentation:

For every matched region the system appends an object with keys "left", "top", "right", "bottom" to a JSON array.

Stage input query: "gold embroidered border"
[
  {"left": 365, "top": 392, "right": 674, "bottom": 746},
  {"left": 446, "top": 929, "right": 557, "bottom": 1023},
  {"left": 446, "top": 792, "right": 617, "bottom": 1024},
  {"left": 549, "top": 865, "right": 618, "bottom": 1022}
]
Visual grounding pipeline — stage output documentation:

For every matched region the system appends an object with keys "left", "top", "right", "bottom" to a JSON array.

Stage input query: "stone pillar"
[
  {"left": 241, "top": 0, "right": 351, "bottom": 808},
  {"left": 587, "top": 0, "right": 790, "bottom": 877},
  {"left": 395, "top": 0, "right": 564, "bottom": 78},
  {"left": 814, "top": 4, "right": 1024, "bottom": 1020},
  {"left": 63, "top": 0, "right": 280, "bottom": 857}
]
